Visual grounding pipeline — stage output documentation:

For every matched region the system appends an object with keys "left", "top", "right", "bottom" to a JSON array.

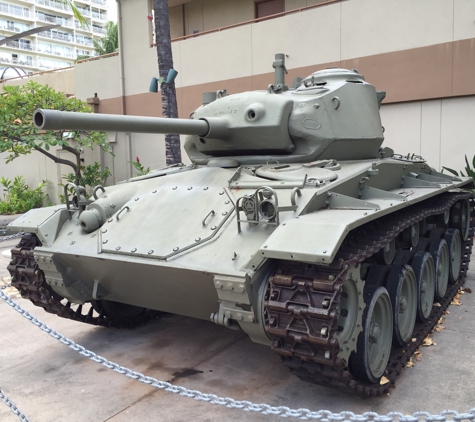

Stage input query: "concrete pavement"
[{"left": 1, "top": 234, "right": 474, "bottom": 422}]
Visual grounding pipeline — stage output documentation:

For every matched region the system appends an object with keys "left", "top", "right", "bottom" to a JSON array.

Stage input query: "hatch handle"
[
  {"left": 116, "top": 206, "right": 130, "bottom": 221},
  {"left": 291, "top": 188, "right": 302, "bottom": 206},
  {"left": 202, "top": 210, "right": 215, "bottom": 227},
  {"left": 92, "top": 185, "right": 106, "bottom": 200}
]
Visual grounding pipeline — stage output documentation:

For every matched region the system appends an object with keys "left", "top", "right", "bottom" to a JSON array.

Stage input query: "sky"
[{"left": 107, "top": 0, "right": 118, "bottom": 22}]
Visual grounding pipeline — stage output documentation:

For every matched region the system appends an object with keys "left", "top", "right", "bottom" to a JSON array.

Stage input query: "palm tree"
[
  {"left": 93, "top": 21, "right": 118, "bottom": 56},
  {"left": 153, "top": 0, "right": 181, "bottom": 165},
  {"left": 61, "top": 0, "right": 88, "bottom": 28}
]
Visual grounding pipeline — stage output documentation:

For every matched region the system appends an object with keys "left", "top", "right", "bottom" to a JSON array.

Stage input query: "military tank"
[{"left": 6, "top": 54, "right": 474, "bottom": 397}]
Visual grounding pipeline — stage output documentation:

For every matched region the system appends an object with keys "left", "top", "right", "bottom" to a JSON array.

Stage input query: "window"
[{"left": 255, "top": 0, "right": 284, "bottom": 19}]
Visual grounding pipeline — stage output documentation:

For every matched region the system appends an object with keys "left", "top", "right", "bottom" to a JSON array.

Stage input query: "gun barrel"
[{"left": 34, "top": 109, "right": 210, "bottom": 136}]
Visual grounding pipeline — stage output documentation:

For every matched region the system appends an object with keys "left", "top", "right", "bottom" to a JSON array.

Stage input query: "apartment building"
[{"left": 0, "top": 0, "right": 108, "bottom": 74}]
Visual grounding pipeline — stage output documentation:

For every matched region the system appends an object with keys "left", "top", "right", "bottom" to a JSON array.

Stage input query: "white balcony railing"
[
  {"left": 36, "top": 13, "right": 73, "bottom": 27},
  {"left": 35, "top": 0, "right": 71, "bottom": 13},
  {"left": 38, "top": 30, "right": 73, "bottom": 43},
  {"left": 0, "top": 3, "right": 30, "bottom": 19},
  {"left": 2, "top": 40, "right": 34, "bottom": 51}
]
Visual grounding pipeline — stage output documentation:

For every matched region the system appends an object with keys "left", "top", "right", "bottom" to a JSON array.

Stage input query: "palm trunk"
[{"left": 153, "top": 0, "right": 181, "bottom": 166}]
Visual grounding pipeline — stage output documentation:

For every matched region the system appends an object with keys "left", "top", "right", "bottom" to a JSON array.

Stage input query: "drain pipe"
[{"left": 116, "top": 0, "right": 133, "bottom": 179}]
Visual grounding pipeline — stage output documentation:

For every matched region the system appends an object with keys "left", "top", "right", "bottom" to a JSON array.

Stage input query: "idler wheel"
[
  {"left": 411, "top": 252, "right": 436, "bottom": 322},
  {"left": 92, "top": 299, "right": 146, "bottom": 323},
  {"left": 450, "top": 199, "right": 470, "bottom": 241},
  {"left": 374, "top": 238, "right": 396, "bottom": 265},
  {"left": 386, "top": 265, "right": 417, "bottom": 346},
  {"left": 444, "top": 228, "right": 462, "bottom": 284},
  {"left": 350, "top": 285, "right": 393, "bottom": 384},
  {"left": 429, "top": 239, "right": 450, "bottom": 300}
]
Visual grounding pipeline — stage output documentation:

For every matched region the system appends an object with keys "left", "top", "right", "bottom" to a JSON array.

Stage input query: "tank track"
[
  {"left": 265, "top": 192, "right": 474, "bottom": 397},
  {"left": 7, "top": 234, "right": 159, "bottom": 329}
]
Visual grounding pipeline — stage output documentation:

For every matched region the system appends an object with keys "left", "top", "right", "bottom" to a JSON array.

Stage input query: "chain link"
[
  {"left": 1, "top": 290, "right": 475, "bottom": 421},
  {"left": 0, "top": 232, "right": 22, "bottom": 242},
  {"left": 0, "top": 388, "right": 31, "bottom": 422}
]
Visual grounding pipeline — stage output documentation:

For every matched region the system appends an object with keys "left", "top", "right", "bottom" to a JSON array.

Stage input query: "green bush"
[
  {"left": 60, "top": 162, "right": 112, "bottom": 203},
  {"left": 443, "top": 154, "right": 475, "bottom": 191},
  {"left": 0, "top": 176, "right": 49, "bottom": 214},
  {"left": 130, "top": 156, "right": 150, "bottom": 177}
]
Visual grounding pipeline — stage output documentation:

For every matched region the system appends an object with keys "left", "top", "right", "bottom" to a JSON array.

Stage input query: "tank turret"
[{"left": 34, "top": 54, "right": 385, "bottom": 165}]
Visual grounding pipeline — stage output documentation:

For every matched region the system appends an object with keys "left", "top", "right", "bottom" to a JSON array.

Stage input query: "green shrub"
[
  {"left": 0, "top": 176, "right": 49, "bottom": 214},
  {"left": 130, "top": 156, "right": 150, "bottom": 177},
  {"left": 60, "top": 162, "right": 112, "bottom": 203},
  {"left": 443, "top": 154, "right": 475, "bottom": 192}
]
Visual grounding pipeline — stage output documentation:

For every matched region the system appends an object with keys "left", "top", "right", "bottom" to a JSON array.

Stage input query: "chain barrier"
[
  {"left": 0, "top": 232, "right": 22, "bottom": 242},
  {"left": 1, "top": 289, "right": 475, "bottom": 421},
  {"left": 0, "top": 388, "right": 31, "bottom": 422}
]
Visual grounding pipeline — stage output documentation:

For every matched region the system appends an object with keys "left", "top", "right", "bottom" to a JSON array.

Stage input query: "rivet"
[
  {"left": 152, "top": 190, "right": 157, "bottom": 193},
  {"left": 131, "top": 248, "right": 137, "bottom": 253},
  {"left": 225, "top": 200, "right": 230, "bottom": 204},
  {"left": 222, "top": 211, "right": 227, "bottom": 216},
  {"left": 110, "top": 204, "right": 116, "bottom": 209},
  {"left": 108, "top": 218, "right": 113, "bottom": 222},
  {"left": 219, "top": 191, "right": 224, "bottom": 195},
  {"left": 102, "top": 229, "right": 107, "bottom": 233},
  {"left": 195, "top": 237, "right": 201, "bottom": 242},
  {"left": 203, "top": 187, "right": 208, "bottom": 190},
  {"left": 148, "top": 250, "right": 154, "bottom": 254},
  {"left": 211, "top": 226, "right": 217, "bottom": 230},
  {"left": 225, "top": 311, "right": 232, "bottom": 318},
  {"left": 116, "top": 246, "right": 121, "bottom": 251},
  {"left": 323, "top": 250, "right": 327, "bottom": 253},
  {"left": 68, "top": 231, "right": 72, "bottom": 235},
  {"left": 263, "top": 245, "right": 267, "bottom": 248},
  {"left": 135, "top": 197, "right": 139, "bottom": 201},
  {"left": 188, "top": 187, "right": 193, "bottom": 190},
  {"left": 91, "top": 233, "right": 96, "bottom": 237},
  {"left": 173, "top": 247, "right": 179, "bottom": 251},
  {"left": 45, "top": 234, "right": 48, "bottom": 237},
  {"left": 70, "top": 241, "right": 75, "bottom": 245},
  {"left": 103, "top": 240, "right": 108, "bottom": 244},
  {"left": 172, "top": 186, "right": 177, "bottom": 190}
]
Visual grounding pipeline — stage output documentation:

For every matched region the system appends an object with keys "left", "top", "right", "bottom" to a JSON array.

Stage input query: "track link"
[
  {"left": 265, "top": 192, "right": 474, "bottom": 397},
  {"left": 7, "top": 233, "right": 158, "bottom": 329}
]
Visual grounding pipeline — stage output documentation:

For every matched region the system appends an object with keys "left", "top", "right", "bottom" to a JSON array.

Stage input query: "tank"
[{"left": 6, "top": 54, "right": 474, "bottom": 397}]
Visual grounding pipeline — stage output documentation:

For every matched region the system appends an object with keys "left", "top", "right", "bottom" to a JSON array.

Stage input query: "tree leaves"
[
  {"left": 92, "top": 21, "right": 118, "bottom": 56},
  {"left": 0, "top": 81, "right": 109, "bottom": 183}
]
